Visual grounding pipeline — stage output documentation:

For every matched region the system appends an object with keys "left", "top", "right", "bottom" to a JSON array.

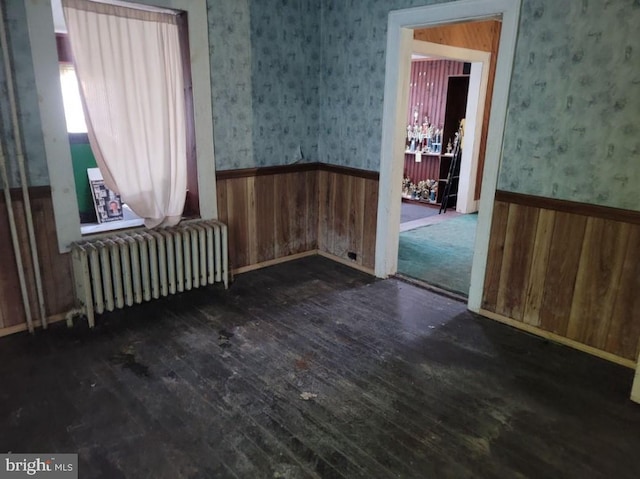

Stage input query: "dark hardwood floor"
[{"left": 1, "top": 256, "right": 639, "bottom": 478}]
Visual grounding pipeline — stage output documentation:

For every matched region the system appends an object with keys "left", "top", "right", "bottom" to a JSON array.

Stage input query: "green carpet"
[{"left": 398, "top": 214, "right": 478, "bottom": 295}]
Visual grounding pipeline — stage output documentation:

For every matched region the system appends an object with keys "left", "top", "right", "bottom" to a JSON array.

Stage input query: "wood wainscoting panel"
[
  {"left": 607, "top": 227, "right": 640, "bottom": 359},
  {"left": 484, "top": 191, "right": 640, "bottom": 363},
  {"left": 317, "top": 168, "right": 378, "bottom": 272},
  {"left": 482, "top": 200, "right": 509, "bottom": 311},
  {"left": 224, "top": 176, "right": 253, "bottom": 268},
  {"left": 538, "top": 212, "right": 587, "bottom": 336},
  {"left": 361, "top": 178, "right": 379, "bottom": 270},
  {"left": 274, "top": 171, "right": 316, "bottom": 259},
  {"left": 0, "top": 189, "right": 75, "bottom": 332},
  {"left": 495, "top": 203, "right": 539, "bottom": 321},
  {"left": 0, "top": 200, "right": 24, "bottom": 328},
  {"left": 255, "top": 173, "right": 276, "bottom": 263},
  {"left": 274, "top": 173, "right": 295, "bottom": 258},
  {"left": 522, "top": 209, "right": 555, "bottom": 327},
  {"left": 567, "top": 218, "right": 630, "bottom": 350},
  {"left": 32, "top": 195, "right": 75, "bottom": 318},
  {"left": 217, "top": 168, "right": 319, "bottom": 271},
  {"left": 317, "top": 169, "right": 330, "bottom": 255}
]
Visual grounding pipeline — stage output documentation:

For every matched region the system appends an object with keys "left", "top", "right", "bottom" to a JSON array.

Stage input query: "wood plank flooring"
[{"left": 1, "top": 256, "right": 639, "bottom": 478}]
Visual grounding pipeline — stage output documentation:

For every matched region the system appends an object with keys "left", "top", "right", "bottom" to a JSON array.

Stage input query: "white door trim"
[{"left": 375, "top": 0, "right": 522, "bottom": 314}]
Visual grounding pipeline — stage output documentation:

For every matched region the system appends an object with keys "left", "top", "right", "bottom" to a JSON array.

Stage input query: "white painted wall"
[{"left": 457, "top": 61, "right": 487, "bottom": 214}]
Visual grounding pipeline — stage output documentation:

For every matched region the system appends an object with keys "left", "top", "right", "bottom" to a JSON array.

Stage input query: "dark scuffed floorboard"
[{"left": 1, "top": 256, "right": 639, "bottom": 479}]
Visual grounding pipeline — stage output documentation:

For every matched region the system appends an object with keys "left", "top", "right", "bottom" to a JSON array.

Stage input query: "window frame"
[{"left": 26, "top": 0, "right": 217, "bottom": 252}]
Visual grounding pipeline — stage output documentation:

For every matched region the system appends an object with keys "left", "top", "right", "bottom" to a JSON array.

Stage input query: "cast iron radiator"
[{"left": 71, "top": 219, "right": 228, "bottom": 327}]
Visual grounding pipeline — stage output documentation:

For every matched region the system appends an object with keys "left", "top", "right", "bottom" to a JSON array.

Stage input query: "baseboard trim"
[
  {"left": 479, "top": 308, "right": 636, "bottom": 369},
  {"left": 231, "top": 250, "right": 318, "bottom": 276},
  {"left": 0, "top": 313, "right": 68, "bottom": 338},
  {"left": 232, "top": 250, "right": 376, "bottom": 277},
  {"left": 317, "top": 251, "right": 375, "bottom": 275}
]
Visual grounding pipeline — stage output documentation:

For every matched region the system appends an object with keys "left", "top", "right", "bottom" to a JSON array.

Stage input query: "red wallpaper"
[{"left": 406, "top": 59, "right": 464, "bottom": 128}]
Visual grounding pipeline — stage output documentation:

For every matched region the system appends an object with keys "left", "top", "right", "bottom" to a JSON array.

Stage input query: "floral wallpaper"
[
  {"left": 318, "top": 0, "right": 439, "bottom": 170},
  {"left": 499, "top": 0, "right": 640, "bottom": 210},
  {"left": 319, "top": 0, "right": 640, "bottom": 210},
  {"left": 249, "top": 0, "right": 320, "bottom": 168},
  {"left": 207, "top": 0, "right": 255, "bottom": 171},
  {"left": 3, "top": 0, "right": 640, "bottom": 210}
]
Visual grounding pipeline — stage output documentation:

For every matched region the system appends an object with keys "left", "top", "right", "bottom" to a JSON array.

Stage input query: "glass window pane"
[{"left": 59, "top": 64, "right": 87, "bottom": 133}]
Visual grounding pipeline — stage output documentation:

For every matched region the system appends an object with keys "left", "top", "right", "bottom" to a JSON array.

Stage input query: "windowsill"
[
  {"left": 80, "top": 218, "right": 145, "bottom": 236},
  {"left": 80, "top": 204, "right": 144, "bottom": 236}
]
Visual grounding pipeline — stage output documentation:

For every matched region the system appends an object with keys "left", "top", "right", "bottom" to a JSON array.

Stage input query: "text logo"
[{"left": 0, "top": 454, "right": 77, "bottom": 478}]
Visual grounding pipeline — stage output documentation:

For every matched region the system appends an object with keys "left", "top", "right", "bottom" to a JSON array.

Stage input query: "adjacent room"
[
  {"left": 398, "top": 53, "right": 478, "bottom": 295},
  {"left": 396, "top": 19, "right": 500, "bottom": 296},
  {"left": 1, "top": 0, "right": 639, "bottom": 477}
]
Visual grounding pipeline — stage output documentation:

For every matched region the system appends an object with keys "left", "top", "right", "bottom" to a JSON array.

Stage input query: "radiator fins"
[{"left": 71, "top": 220, "right": 228, "bottom": 327}]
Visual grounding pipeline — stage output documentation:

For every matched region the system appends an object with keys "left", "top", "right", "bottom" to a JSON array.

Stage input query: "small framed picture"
[{"left": 88, "top": 168, "right": 124, "bottom": 223}]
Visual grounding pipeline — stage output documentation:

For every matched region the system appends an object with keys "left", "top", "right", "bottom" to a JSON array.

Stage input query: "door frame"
[{"left": 374, "top": 0, "right": 522, "bottom": 313}]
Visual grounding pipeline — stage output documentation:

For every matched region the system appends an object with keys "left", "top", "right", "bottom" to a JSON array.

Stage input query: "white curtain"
[{"left": 62, "top": 0, "right": 187, "bottom": 228}]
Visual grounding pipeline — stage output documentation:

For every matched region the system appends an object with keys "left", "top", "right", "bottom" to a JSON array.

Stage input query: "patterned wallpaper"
[
  {"left": 499, "top": 0, "right": 640, "bottom": 210},
  {"left": 0, "top": 0, "right": 49, "bottom": 187},
  {"left": 249, "top": 0, "right": 320, "bottom": 168},
  {"left": 4, "top": 0, "right": 640, "bottom": 210},
  {"left": 207, "top": 0, "right": 255, "bottom": 171},
  {"left": 319, "top": 0, "right": 640, "bottom": 210},
  {"left": 0, "top": 0, "right": 320, "bottom": 185},
  {"left": 318, "top": 0, "right": 441, "bottom": 171}
]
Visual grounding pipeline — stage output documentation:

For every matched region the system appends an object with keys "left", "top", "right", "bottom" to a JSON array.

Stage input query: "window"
[
  {"left": 59, "top": 64, "right": 87, "bottom": 134},
  {"left": 26, "top": 0, "right": 218, "bottom": 252},
  {"left": 55, "top": 31, "right": 143, "bottom": 233},
  {"left": 55, "top": 5, "right": 191, "bottom": 230},
  {"left": 56, "top": 32, "right": 87, "bottom": 134}
]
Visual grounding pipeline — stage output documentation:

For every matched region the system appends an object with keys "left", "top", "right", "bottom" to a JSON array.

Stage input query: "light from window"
[{"left": 59, "top": 63, "right": 87, "bottom": 133}]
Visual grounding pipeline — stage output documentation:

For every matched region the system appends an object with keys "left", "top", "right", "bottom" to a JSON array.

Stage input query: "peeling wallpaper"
[
  {"left": 499, "top": 0, "right": 640, "bottom": 210},
  {"left": 249, "top": 0, "right": 320, "bottom": 168},
  {"left": 2, "top": 0, "right": 639, "bottom": 210}
]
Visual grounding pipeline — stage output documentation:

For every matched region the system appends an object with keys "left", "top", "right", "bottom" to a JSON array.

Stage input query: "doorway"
[
  {"left": 397, "top": 37, "right": 493, "bottom": 296},
  {"left": 375, "top": 0, "right": 522, "bottom": 312}
]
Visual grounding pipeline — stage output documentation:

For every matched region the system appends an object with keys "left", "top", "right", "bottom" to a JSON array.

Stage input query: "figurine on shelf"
[
  {"left": 402, "top": 177, "right": 412, "bottom": 198},
  {"left": 446, "top": 139, "right": 452, "bottom": 154},
  {"left": 426, "top": 179, "right": 438, "bottom": 203}
]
